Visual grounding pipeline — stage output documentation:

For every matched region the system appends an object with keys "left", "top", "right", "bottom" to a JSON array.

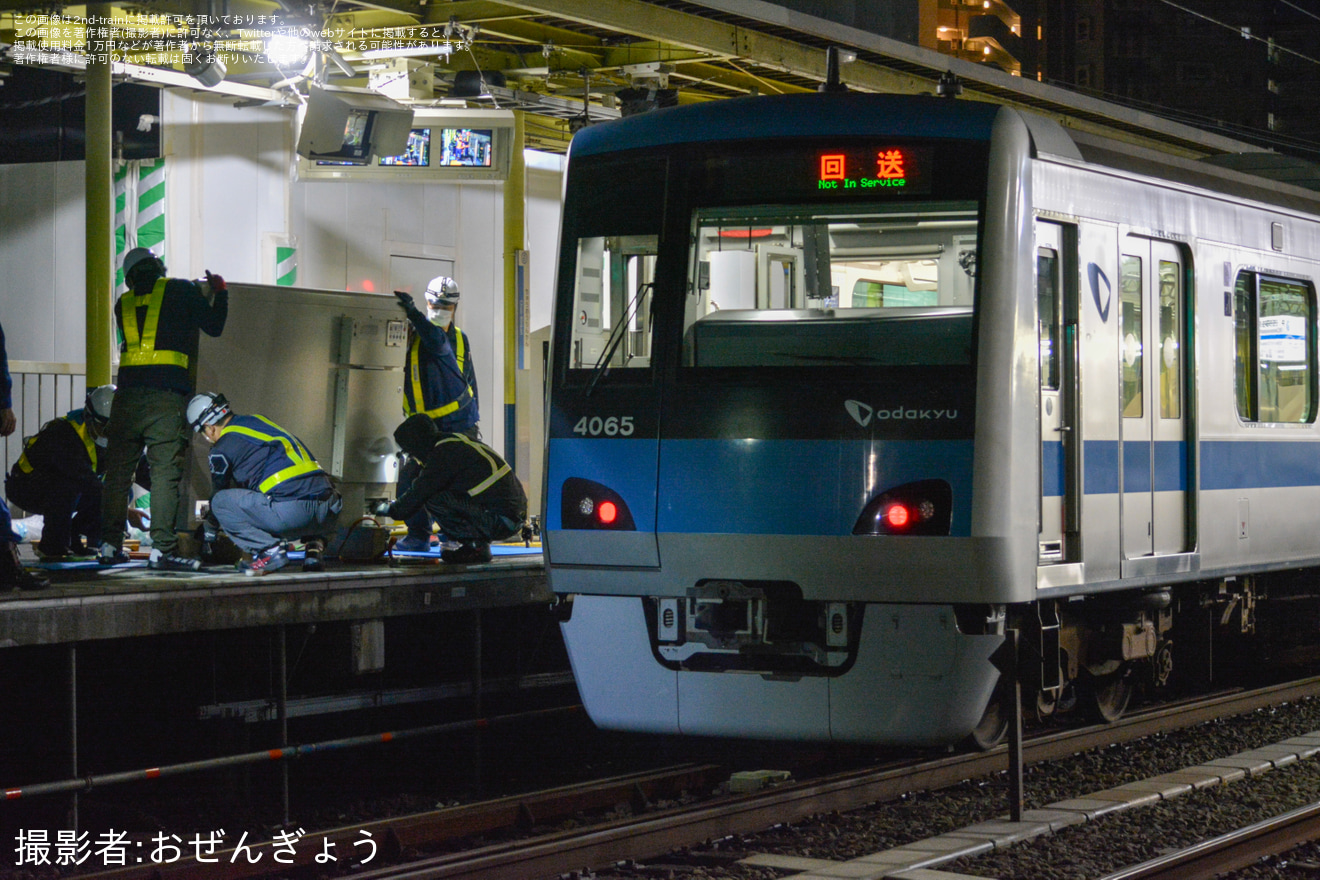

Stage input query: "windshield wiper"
[{"left": 586, "top": 281, "right": 651, "bottom": 397}]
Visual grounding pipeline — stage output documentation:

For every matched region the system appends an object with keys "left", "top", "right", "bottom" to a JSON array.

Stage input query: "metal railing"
[{"left": 2, "top": 361, "right": 87, "bottom": 511}]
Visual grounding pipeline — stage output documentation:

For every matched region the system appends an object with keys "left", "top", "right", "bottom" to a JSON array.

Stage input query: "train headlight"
[
  {"left": 561, "top": 477, "right": 636, "bottom": 530},
  {"left": 854, "top": 479, "right": 953, "bottom": 536}
]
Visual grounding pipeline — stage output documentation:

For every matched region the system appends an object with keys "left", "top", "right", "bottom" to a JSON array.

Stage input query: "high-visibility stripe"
[
  {"left": 14, "top": 415, "right": 96, "bottom": 474},
  {"left": 120, "top": 278, "right": 189, "bottom": 369},
  {"left": 404, "top": 325, "right": 472, "bottom": 419},
  {"left": 437, "top": 434, "right": 510, "bottom": 497},
  {"left": 15, "top": 435, "right": 35, "bottom": 473},
  {"left": 219, "top": 415, "right": 324, "bottom": 493},
  {"left": 71, "top": 417, "right": 98, "bottom": 472}
]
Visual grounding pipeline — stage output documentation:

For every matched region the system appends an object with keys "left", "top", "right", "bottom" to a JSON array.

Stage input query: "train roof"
[
  {"left": 569, "top": 90, "right": 1320, "bottom": 218},
  {"left": 568, "top": 92, "right": 1002, "bottom": 159}
]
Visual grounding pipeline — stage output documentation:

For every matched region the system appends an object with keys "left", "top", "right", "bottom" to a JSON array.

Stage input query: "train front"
[{"left": 544, "top": 94, "right": 1040, "bottom": 745}]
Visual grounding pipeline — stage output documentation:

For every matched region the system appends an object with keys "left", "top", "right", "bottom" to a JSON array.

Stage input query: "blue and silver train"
[{"left": 543, "top": 91, "right": 1320, "bottom": 746}]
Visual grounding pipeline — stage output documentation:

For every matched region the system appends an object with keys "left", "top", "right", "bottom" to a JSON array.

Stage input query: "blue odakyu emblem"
[{"left": 1087, "top": 263, "right": 1111, "bottom": 323}]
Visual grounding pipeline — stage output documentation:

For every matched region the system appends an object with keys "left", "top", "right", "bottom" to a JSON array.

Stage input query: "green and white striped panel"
[
  {"left": 276, "top": 246, "right": 297, "bottom": 286},
  {"left": 114, "top": 164, "right": 130, "bottom": 291},
  {"left": 136, "top": 158, "right": 166, "bottom": 255},
  {"left": 112, "top": 159, "right": 167, "bottom": 293}
]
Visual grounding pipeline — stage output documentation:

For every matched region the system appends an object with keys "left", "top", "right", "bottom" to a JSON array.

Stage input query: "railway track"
[
  {"left": 79, "top": 675, "right": 1320, "bottom": 880},
  {"left": 1097, "top": 800, "right": 1320, "bottom": 880}
]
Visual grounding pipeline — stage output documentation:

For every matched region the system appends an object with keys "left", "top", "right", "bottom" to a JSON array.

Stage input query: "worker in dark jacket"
[
  {"left": 188, "top": 392, "right": 342, "bottom": 575},
  {"left": 98, "top": 246, "right": 227, "bottom": 572},
  {"left": 0, "top": 320, "right": 51, "bottom": 591},
  {"left": 393, "top": 276, "right": 480, "bottom": 553},
  {"left": 373, "top": 413, "right": 525, "bottom": 564},
  {"left": 6, "top": 385, "right": 121, "bottom": 559}
]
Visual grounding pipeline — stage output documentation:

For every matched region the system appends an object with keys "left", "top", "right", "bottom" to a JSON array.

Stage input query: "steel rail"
[
  {"left": 347, "top": 676, "right": 1320, "bottom": 880},
  {"left": 74, "top": 675, "right": 1320, "bottom": 880},
  {"left": 1097, "top": 800, "right": 1320, "bottom": 880}
]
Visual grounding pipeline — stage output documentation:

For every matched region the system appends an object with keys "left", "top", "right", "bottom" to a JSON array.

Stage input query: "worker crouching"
[
  {"left": 5, "top": 385, "right": 122, "bottom": 559},
  {"left": 188, "top": 392, "right": 342, "bottom": 576},
  {"left": 374, "top": 414, "right": 526, "bottom": 564}
]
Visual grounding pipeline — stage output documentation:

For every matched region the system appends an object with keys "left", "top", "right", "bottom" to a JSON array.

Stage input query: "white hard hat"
[
  {"left": 122, "top": 246, "right": 163, "bottom": 279},
  {"left": 187, "top": 392, "right": 231, "bottom": 433},
  {"left": 84, "top": 384, "right": 116, "bottom": 428},
  {"left": 425, "top": 276, "right": 460, "bottom": 307}
]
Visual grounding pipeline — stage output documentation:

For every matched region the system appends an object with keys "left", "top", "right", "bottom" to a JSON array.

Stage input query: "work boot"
[
  {"left": 240, "top": 544, "right": 288, "bottom": 577},
  {"left": 148, "top": 549, "right": 201, "bottom": 573},
  {"left": 394, "top": 534, "right": 433, "bottom": 553},
  {"left": 440, "top": 541, "right": 492, "bottom": 565},
  {"left": 301, "top": 538, "right": 325, "bottom": 573},
  {"left": 1, "top": 542, "right": 50, "bottom": 591},
  {"left": 96, "top": 542, "right": 130, "bottom": 566}
]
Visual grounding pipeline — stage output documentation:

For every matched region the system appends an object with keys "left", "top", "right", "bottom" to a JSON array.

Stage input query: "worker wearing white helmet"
[
  {"left": 392, "top": 275, "right": 480, "bottom": 553},
  {"left": 98, "top": 246, "right": 228, "bottom": 572},
  {"left": 187, "top": 391, "right": 342, "bottom": 576}
]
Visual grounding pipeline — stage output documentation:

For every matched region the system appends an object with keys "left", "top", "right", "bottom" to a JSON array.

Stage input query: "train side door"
[
  {"left": 1120, "top": 237, "right": 1188, "bottom": 558},
  {"left": 1036, "top": 221, "right": 1078, "bottom": 563}
]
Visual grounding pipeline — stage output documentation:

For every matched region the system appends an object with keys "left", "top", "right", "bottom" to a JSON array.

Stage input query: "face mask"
[{"left": 428, "top": 307, "right": 453, "bottom": 329}]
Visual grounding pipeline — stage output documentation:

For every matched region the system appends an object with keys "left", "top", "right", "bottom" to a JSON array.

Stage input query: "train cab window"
[
  {"left": 1121, "top": 256, "right": 1144, "bottom": 418},
  {"left": 683, "top": 201, "right": 979, "bottom": 369},
  {"left": 1234, "top": 271, "right": 1316, "bottom": 424},
  {"left": 568, "top": 235, "right": 658, "bottom": 371}
]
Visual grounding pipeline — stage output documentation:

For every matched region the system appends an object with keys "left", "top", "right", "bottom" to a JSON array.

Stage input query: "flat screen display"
[
  {"left": 440, "top": 128, "right": 493, "bottom": 167},
  {"left": 380, "top": 128, "right": 431, "bottom": 166}
]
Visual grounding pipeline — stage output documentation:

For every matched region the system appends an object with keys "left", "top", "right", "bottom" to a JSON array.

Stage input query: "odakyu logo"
[
  {"left": 1088, "top": 262, "right": 1112, "bottom": 323},
  {"left": 845, "top": 400, "right": 959, "bottom": 428}
]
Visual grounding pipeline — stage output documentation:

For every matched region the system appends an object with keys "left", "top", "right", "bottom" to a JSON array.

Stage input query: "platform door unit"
[
  {"left": 1119, "top": 237, "right": 1188, "bottom": 559},
  {"left": 1036, "top": 221, "right": 1079, "bottom": 563}
]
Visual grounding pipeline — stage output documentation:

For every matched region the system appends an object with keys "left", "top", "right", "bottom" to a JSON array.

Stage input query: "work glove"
[
  {"left": 204, "top": 270, "right": 226, "bottom": 292},
  {"left": 394, "top": 290, "right": 415, "bottom": 312},
  {"left": 370, "top": 500, "right": 394, "bottom": 517}
]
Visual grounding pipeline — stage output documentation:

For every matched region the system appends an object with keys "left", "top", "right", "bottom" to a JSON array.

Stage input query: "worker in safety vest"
[
  {"left": 188, "top": 392, "right": 342, "bottom": 576},
  {"left": 98, "top": 246, "right": 228, "bottom": 572},
  {"left": 393, "top": 276, "right": 479, "bottom": 553},
  {"left": 372, "top": 414, "right": 524, "bottom": 564},
  {"left": 4, "top": 385, "right": 145, "bottom": 560},
  {"left": 0, "top": 320, "right": 51, "bottom": 591}
]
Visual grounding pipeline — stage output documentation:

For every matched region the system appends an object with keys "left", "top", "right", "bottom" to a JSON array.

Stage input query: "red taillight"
[
  {"left": 598, "top": 501, "right": 618, "bottom": 525},
  {"left": 885, "top": 503, "right": 910, "bottom": 528}
]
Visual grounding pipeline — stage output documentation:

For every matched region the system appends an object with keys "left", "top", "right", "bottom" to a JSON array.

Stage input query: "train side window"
[
  {"left": 1235, "top": 271, "right": 1316, "bottom": 424},
  {"left": 1120, "top": 256, "right": 1144, "bottom": 418},
  {"left": 1037, "top": 249, "right": 1059, "bottom": 390},
  {"left": 1158, "top": 260, "right": 1181, "bottom": 419}
]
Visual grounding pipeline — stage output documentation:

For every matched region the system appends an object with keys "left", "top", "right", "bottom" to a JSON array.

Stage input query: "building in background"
[
  {"left": 1039, "top": 0, "right": 1320, "bottom": 155},
  {"left": 761, "top": 0, "right": 1320, "bottom": 157}
]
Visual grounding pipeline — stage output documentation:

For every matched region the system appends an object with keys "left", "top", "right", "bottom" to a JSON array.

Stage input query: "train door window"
[
  {"left": 1120, "top": 255, "right": 1144, "bottom": 418},
  {"left": 1158, "top": 260, "right": 1182, "bottom": 419},
  {"left": 569, "top": 235, "right": 658, "bottom": 370},
  {"left": 1038, "top": 250, "right": 1059, "bottom": 390},
  {"left": 683, "top": 201, "right": 979, "bottom": 369},
  {"left": 1234, "top": 270, "right": 1316, "bottom": 424}
]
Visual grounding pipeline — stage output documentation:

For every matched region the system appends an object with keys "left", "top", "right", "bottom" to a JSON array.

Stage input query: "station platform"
[{"left": 0, "top": 544, "right": 549, "bottom": 648}]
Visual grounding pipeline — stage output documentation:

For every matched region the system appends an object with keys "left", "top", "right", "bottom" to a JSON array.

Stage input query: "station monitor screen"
[
  {"left": 379, "top": 128, "right": 431, "bottom": 167},
  {"left": 439, "top": 128, "right": 493, "bottom": 167}
]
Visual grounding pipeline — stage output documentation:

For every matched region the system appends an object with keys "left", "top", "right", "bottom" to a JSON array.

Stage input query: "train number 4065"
[{"left": 573, "top": 416, "right": 635, "bottom": 437}]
